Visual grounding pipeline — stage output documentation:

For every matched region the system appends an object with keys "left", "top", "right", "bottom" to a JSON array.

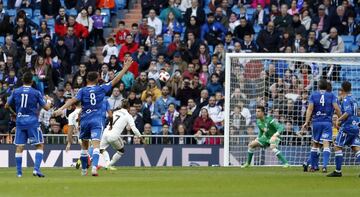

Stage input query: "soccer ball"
[{"left": 159, "top": 71, "right": 170, "bottom": 82}]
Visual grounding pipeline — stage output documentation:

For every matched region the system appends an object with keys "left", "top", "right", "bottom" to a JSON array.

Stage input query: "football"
[{"left": 159, "top": 71, "right": 171, "bottom": 82}]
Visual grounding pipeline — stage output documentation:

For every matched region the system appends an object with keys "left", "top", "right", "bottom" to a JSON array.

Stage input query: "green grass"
[{"left": 0, "top": 167, "right": 360, "bottom": 197}]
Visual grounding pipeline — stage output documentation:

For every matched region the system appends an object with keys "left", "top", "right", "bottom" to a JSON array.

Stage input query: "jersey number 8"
[{"left": 90, "top": 93, "right": 96, "bottom": 105}]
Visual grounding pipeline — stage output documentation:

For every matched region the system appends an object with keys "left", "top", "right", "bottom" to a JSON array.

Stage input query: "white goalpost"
[{"left": 224, "top": 53, "right": 360, "bottom": 167}]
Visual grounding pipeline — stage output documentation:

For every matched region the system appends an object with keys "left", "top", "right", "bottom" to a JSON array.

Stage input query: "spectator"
[
  {"left": 76, "top": 0, "right": 96, "bottom": 11},
  {"left": 289, "top": 13, "right": 306, "bottom": 37},
  {"left": 193, "top": 108, "right": 215, "bottom": 134},
  {"left": 251, "top": 4, "right": 269, "bottom": 28},
  {"left": 186, "top": 32, "right": 201, "bottom": 58},
  {"left": 19, "top": 45, "right": 37, "bottom": 68},
  {"left": 159, "top": 124, "right": 172, "bottom": 144},
  {"left": 241, "top": 33, "right": 257, "bottom": 52},
  {"left": 201, "top": 13, "right": 227, "bottom": 48},
  {"left": 34, "top": 56, "right": 52, "bottom": 94},
  {"left": 214, "top": 7, "right": 229, "bottom": 28},
  {"left": 300, "top": 9, "right": 311, "bottom": 31},
  {"left": 129, "top": 105, "right": 145, "bottom": 133},
  {"left": 121, "top": 66, "right": 135, "bottom": 91},
  {"left": 234, "top": 17, "right": 255, "bottom": 41},
  {"left": 134, "top": 99, "right": 151, "bottom": 124},
  {"left": 162, "top": 11, "right": 183, "bottom": 36},
  {"left": 320, "top": 27, "right": 345, "bottom": 53},
  {"left": 205, "top": 126, "right": 221, "bottom": 145},
  {"left": 184, "top": 16, "right": 201, "bottom": 40},
  {"left": 184, "top": 0, "right": 205, "bottom": 26},
  {"left": 312, "top": 4, "right": 331, "bottom": 33},
  {"left": 0, "top": 97, "right": 10, "bottom": 134},
  {"left": 55, "top": 7, "right": 68, "bottom": 37},
  {"left": 287, "top": 0, "right": 299, "bottom": 15},
  {"left": 0, "top": 1, "right": 13, "bottom": 36},
  {"left": 173, "top": 105, "right": 193, "bottom": 135},
  {"left": 148, "top": 9, "right": 163, "bottom": 35},
  {"left": 141, "top": 78, "right": 162, "bottom": 102},
  {"left": 102, "top": 38, "right": 119, "bottom": 64},
  {"left": 115, "top": 21, "right": 130, "bottom": 46},
  {"left": 207, "top": 73, "right": 223, "bottom": 96},
  {"left": 76, "top": 8, "right": 94, "bottom": 54},
  {"left": 203, "top": 95, "right": 223, "bottom": 126},
  {"left": 161, "top": 103, "right": 179, "bottom": 132},
  {"left": 143, "top": 123, "right": 154, "bottom": 144},
  {"left": 72, "top": 63, "right": 87, "bottom": 87},
  {"left": 174, "top": 124, "right": 191, "bottom": 144},
  {"left": 176, "top": 76, "right": 199, "bottom": 106},
  {"left": 108, "top": 87, "right": 124, "bottom": 110},
  {"left": 160, "top": 0, "right": 182, "bottom": 22},
  {"left": 274, "top": 4, "right": 292, "bottom": 33},
  {"left": 67, "top": 15, "right": 89, "bottom": 40},
  {"left": 91, "top": 8, "right": 105, "bottom": 46},
  {"left": 132, "top": 71, "right": 149, "bottom": 96},
  {"left": 97, "top": 0, "right": 115, "bottom": 9},
  {"left": 330, "top": 5, "right": 348, "bottom": 35},
  {"left": 39, "top": 97, "right": 55, "bottom": 132},
  {"left": 107, "top": 55, "right": 121, "bottom": 73},
  {"left": 41, "top": 0, "right": 61, "bottom": 19},
  {"left": 256, "top": 21, "right": 280, "bottom": 52},
  {"left": 13, "top": 17, "right": 32, "bottom": 46},
  {"left": 64, "top": 27, "right": 81, "bottom": 69},
  {"left": 119, "top": 35, "right": 139, "bottom": 62},
  {"left": 154, "top": 86, "right": 178, "bottom": 118},
  {"left": 2, "top": 35, "right": 17, "bottom": 58},
  {"left": 132, "top": 45, "right": 150, "bottom": 72}
]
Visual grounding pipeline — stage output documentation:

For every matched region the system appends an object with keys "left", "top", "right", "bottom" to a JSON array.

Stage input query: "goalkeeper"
[{"left": 242, "top": 106, "right": 289, "bottom": 168}]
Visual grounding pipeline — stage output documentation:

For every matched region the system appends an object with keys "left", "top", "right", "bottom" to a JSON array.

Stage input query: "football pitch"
[{"left": 0, "top": 167, "right": 360, "bottom": 197}]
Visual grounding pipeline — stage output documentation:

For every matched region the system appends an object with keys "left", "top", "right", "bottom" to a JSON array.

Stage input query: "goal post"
[{"left": 224, "top": 53, "right": 360, "bottom": 167}]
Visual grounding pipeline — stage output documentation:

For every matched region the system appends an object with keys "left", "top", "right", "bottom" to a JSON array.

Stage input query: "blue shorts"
[
  {"left": 312, "top": 122, "right": 332, "bottom": 143},
  {"left": 79, "top": 118, "right": 103, "bottom": 140},
  {"left": 335, "top": 128, "right": 360, "bottom": 148},
  {"left": 14, "top": 126, "right": 43, "bottom": 145}
]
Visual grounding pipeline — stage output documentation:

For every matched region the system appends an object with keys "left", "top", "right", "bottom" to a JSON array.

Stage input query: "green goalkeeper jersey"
[{"left": 256, "top": 116, "right": 284, "bottom": 139}]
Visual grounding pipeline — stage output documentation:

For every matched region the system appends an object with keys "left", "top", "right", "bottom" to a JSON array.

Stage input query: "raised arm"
[
  {"left": 53, "top": 98, "right": 78, "bottom": 117},
  {"left": 111, "top": 58, "right": 133, "bottom": 87}
]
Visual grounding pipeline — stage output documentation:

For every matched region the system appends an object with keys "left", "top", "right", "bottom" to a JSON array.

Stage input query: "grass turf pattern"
[{"left": 0, "top": 167, "right": 359, "bottom": 197}]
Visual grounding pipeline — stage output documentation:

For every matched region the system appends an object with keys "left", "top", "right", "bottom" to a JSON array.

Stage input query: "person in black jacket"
[
  {"left": 256, "top": 21, "right": 280, "bottom": 52},
  {"left": 0, "top": 1, "right": 13, "bottom": 36},
  {"left": 234, "top": 17, "right": 255, "bottom": 41},
  {"left": 41, "top": 0, "right": 61, "bottom": 19},
  {"left": 184, "top": 0, "right": 206, "bottom": 26}
]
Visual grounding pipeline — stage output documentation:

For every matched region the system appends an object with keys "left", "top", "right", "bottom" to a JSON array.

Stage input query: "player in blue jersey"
[
  {"left": 5, "top": 72, "right": 51, "bottom": 178},
  {"left": 327, "top": 81, "right": 360, "bottom": 177},
  {"left": 53, "top": 58, "right": 132, "bottom": 176},
  {"left": 302, "top": 79, "right": 341, "bottom": 173}
]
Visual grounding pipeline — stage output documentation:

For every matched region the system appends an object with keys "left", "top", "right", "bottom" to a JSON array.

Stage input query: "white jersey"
[
  {"left": 68, "top": 108, "right": 81, "bottom": 135},
  {"left": 103, "top": 108, "right": 141, "bottom": 138}
]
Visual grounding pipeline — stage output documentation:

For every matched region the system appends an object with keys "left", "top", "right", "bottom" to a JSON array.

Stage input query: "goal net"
[{"left": 224, "top": 53, "right": 360, "bottom": 166}]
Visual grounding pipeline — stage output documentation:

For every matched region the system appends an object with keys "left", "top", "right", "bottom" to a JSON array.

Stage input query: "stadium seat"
[
  {"left": 152, "top": 126, "right": 162, "bottom": 134},
  {"left": 342, "top": 35, "right": 354, "bottom": 44},
  {"left": 66, "top": 9, "right": 78, "bottom": 17},
  {"left": 231, "top": 6, "right": 240, "bottom": 15},
  {"left": 33, "top": 9, "right": 41, "bottom": 18},
  {"left": 152, "top": 119, "right": 163, "bottom": 126},
  {"left": 60, "top": 0, "right": 65, "bottom": 6},
  {"left": 6, "top": 9, "right": 16, "bottom": 17},
  {"left": 208, "top": 45, "right": 214, "bottom": 55},
  {"left": 254, "top": 25, "right": 261, "bottom": 34},
  {"left": 101, "top": 9, "right": 111, "bottom": 27},
  {"left": 32, "top": 17, "right": 40, "bottom": 26},
  {"left": 23, "top": 8, "right": 33, "bottom": 18},
  {"left": 351, "top": 44, "right": 358, "bottom": 52},
  {"left": 3, "top": 0, "right": 8, "bottom": 7},
  {"left": 164, "top": 34, "right": 172, "bottom": 46},
  {"left": 47, "top": 19, "right": 55, "bottom": 27},
  {"left": 246, "top": 8, "right": 255, "bottom": 16},
  {"left": 0, "top": 36, "right": 4, "bottom": 45},
  {"left": 116, "top": 0, "right": 126, "bottom": 10}
]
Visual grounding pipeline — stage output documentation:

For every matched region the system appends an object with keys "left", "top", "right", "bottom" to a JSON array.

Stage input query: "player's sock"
[
  {"left": 334, "top": 150, "right": 343, "bottom": 172},
  {"left": 246, "top": 148, "right": 254, "bottom": 165},
  {"left": 92, "top": 148, "right": 100, "bottom": 168},
  {"left": 310, "top": 148, "right": 319, "bottom": 169},
  {"left": 323, "top": 148, "right": 331, "bottom": 169},
  {"left": 34, "top": 150, "right": 43, "bottom": 172},
  {"left": 306, "top": 152, "right": 312, "bottom": 166},
  {"left": 15, "top": 153, "right": 22, "bottom": 176},
  {"left": 109, "top": 151, "right": 124, "bottom": 166},
  {"left": 102, "top": 150, "right": 110, "bottom": 167},
  {"left": 80, "top": 149, "right": 89, "bottom": 170},
  {"left": 355, "top": 151, "right": 360, "bottom": 162},
  {"left": 273, "top": 148, "right": 288, "bottom": 164},
  {"left": 88, "top": 146, "right": 94, "bottom": 158}
]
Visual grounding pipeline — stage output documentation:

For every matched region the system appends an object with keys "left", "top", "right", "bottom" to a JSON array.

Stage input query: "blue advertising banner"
[{"left": 0, "top": 145, "right": 224, "bottom": 167}]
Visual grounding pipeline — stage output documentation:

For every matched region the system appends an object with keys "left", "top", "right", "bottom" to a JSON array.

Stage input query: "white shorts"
[{"left": 100, "top": 133, "right": 124, "bottom": 151}]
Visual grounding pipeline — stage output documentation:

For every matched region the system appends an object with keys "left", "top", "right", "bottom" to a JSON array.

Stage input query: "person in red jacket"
[
  {"left": 118, "top": 34, "right": 139, "bottom": 62},
  {"left": 123, "top": 52, "right": 139, "bottom": 78},
  {"left": 115, "top": 21, "right": 130, "bottom": 45},
  {"left": 68, "top": 16, "right": 89, "bottom": 39},
  {"left": 192, "top": 108, "right": 215, "bottom": 134},
  {"left": 55, "top": 7, "right": 68, "bottom": 37}
]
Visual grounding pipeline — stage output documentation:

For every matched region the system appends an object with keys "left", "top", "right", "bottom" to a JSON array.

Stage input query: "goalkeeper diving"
[{"left": 242, "top": 106, "right": 289, "bottom": 167}]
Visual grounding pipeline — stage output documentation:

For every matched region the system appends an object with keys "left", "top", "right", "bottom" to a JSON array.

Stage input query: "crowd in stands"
[{"left": 0, "top": 0, "right": 359, "bottom": 145}]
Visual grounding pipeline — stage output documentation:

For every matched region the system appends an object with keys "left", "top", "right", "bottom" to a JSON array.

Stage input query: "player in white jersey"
[{"left": 100, "top": 100, "right": 143, "bottom": 170}]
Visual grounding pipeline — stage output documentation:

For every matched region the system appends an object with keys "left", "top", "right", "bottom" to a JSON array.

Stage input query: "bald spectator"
[{"left": 320, "top": 27, "right": 345, "bottom": 53}]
